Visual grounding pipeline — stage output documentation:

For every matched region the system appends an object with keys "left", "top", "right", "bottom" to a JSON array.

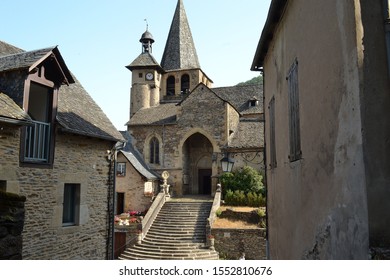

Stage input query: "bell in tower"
[{"left": 140, "top": 28, "right": 154, "bottom": 53}]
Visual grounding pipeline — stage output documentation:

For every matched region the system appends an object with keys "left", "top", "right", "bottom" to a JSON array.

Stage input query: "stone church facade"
[{"left": 126, "top": 0, "right": 264, "bottom": 196}]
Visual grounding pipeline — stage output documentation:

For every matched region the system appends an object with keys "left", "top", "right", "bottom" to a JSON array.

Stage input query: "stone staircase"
[{"left": 119, "top": 197, "right": 219, "bottom": 260}]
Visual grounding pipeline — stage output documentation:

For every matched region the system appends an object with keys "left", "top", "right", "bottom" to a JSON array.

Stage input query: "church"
[{"left": 126, "top": 0, "right": 263, "bottom": 196}]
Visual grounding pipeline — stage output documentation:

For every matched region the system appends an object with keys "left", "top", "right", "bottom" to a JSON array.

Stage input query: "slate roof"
[
  {"left": 126, "top": 52, "right": 162, "bottom": 71},
  {"left": 119, "top": 131, "right": 160, "bottom": 180},
  {"left": 0, "top": 40, "right": 23, "bottom": 56},
  {"left": 56, "top": 76, "right": 124, "bottom": 141},
  {"left": 0, "top": 92, "right": 32, "bottom": 124},
  {"left": 213, "top": 84, "right": 263, "bottom": 114},
  {"left": 228, "top": 119, "right": 264, "bottom": 150},
  {"left": 0, "top": 45, "right": 74, "bottom": 85},
  {"left": 0, "top": 41, "right": 123, "bottom": 142},
  {"left": 161, "top": 0, "right": 200, "bottom": 70},
  {"left": 127, "top": 103, "right": 177, "bottom": 126}
]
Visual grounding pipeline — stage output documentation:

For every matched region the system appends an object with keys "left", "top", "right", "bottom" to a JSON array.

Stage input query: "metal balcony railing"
[{"left": 24, "top": 121, "right": 51, "bottom": 162}]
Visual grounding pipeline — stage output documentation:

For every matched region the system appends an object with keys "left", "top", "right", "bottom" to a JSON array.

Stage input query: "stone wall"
[
  {"left": 0, "top": 127, "right": 114, "bottom": 259},
  {"left": 0, "top": 191, "right": 26, "bottom": 259},
  {"left": 116, "top": 152, "right": 156, "bottom": 213},
  {"left": 212, "top": 228, "right": 266, "bottom": 260}
]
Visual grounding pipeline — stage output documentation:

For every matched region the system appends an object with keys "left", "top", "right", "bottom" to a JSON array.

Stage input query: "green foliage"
[
  {"left": 257, "top": 208, "right": 266, "bottom": 218},
  {"left": 216, "top": 208, "right": 222, "bottom": 217},
  {"left": 220, "top": 166, "right": 265, "bottom": 197},
  {"left": 236, "top": 75, "right": 263, "bottom": 87},
  {"left": 224, "top": 190, "right": 266, "bottom": 207},
  {"left": 247, "top": 192, "right": 263, "bottom": 207}
]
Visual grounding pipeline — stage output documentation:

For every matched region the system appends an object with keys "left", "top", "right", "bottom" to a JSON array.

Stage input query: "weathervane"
[{"left": 144, "top": 19, "right": 149, "bottom": 31}]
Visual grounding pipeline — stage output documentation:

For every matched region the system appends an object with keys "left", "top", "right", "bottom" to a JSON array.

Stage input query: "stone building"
[
  {"left": 251, "top": 0, "right": 390, "bottom": 259},
  {"left": 127, "top": 0, "right": 264, "bottom": 196},
  {"left": 0, "top": 41, "right": 123, "bottom": 259},
  {"left": 115, "top": 131, "right": 159, "bottom": 214}
]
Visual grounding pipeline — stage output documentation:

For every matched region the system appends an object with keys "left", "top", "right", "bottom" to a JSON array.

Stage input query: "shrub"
[
  {"left": 216, "top": 208, "right": 222, "bottom": 217},
  {"left": 224, "top": 189, "right": 235, "bottom": 205},
  {"left": 235, "top": 190, "right": 246, "bottom": 206},
  {"left": 223, "top": 189, "right": 266, "bottom": 207},
  {"left": 257, "top": 208, "right": 266, "bottom": 218},
  {"left": 220, "top": 166, "right": 265, "bottom": 197}
]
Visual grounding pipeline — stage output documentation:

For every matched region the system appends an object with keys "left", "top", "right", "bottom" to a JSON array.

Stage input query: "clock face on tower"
[{"left": 145, "top": 72, "right": 154, "bottom": 81}]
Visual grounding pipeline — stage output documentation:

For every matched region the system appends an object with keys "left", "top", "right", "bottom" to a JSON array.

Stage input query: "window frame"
[
  {"left": 20, "top": 66, "right": 58, "bottom": 167},
  {"left": 166, "top": 75, "right": 176, "bottom": 96},
  {"left": 116, "top": 162, "right": 126, "bottom": 177},
  {"left": 62, "top": 183, "right": 80, "bottom": 227},
  {"left": 149, "top": 137, "right": 160, "bottom": 164},
  {"left": 181, "top": 74, "right": 190, "bottom": 95}
]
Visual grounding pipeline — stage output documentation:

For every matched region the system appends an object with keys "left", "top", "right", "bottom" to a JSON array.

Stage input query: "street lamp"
[{"left": 220, "top": 153, "right": 235, "bottom": 173}]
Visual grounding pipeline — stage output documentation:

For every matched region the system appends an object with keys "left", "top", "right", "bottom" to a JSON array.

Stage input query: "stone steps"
[{"left": 119, "top": 197, "right": 218, "bottom": 260}]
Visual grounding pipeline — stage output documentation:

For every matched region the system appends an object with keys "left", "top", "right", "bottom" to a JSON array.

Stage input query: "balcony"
[{"left": 24, "top": 121, "right": 51, "bottom": 162}]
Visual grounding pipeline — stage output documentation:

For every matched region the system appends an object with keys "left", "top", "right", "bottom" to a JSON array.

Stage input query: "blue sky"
[{"left": 1, "top": 0, "right": 271, "bottom": 130}]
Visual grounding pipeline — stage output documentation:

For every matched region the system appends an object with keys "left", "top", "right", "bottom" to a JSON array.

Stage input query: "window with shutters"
[
  {"left": 269, "top": 96, "right": 277, "bottom": 168},
  {"left": 287, "top": 59, "right": 302, "bottom": 162}
]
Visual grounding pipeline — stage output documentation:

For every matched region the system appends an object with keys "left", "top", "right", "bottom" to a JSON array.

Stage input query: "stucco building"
[
  {"left": 0, "top": 41, "right": 123, "bottom": 259},
  {"left": 127, "top": 0, "right": 264, "bottom": 196},
  {"left": 251, "top": 0, "right": 390, "bottom": 259}
]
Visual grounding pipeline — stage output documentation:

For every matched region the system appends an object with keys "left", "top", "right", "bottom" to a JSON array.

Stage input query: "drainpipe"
[{"left": 383, "top": 0, "right": 390, "bottom": 77}]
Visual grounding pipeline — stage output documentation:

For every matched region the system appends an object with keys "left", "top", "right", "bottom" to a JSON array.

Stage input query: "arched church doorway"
[{"left": 182, "top": 133, "right": 213, "bottom": 195}]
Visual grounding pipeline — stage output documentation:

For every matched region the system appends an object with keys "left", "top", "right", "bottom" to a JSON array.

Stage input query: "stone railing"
[
  {"left": 138, "top": 172, "right": 171, "bottom": 242},
  {"left": 206, "top": 184, "right": 222, "bottom": 245}
]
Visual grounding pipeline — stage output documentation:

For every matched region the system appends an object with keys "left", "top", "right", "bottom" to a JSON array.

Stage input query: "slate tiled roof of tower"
[{"left": 161, "top": 0, "right": 200, "bottom": 70}]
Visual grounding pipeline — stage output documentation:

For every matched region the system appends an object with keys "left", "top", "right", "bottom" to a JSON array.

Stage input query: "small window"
[
  {"left": 287, "top": 59, "right": 302, "bottom": 162},
  {"left": 149, "top": 137, "right": 160, "bottom": 164},
  {"left": 167, "top": 76, "right": 175, "bottom": 96},
  {"left": 0, "top": 180, "right": 6, "bottom": 192},
  {"left": 181, "top": 74, "right": 190, "bottom": 95},
  {"left": 138, "top": 73, "right": 143, "bottom": 78},
  {"left": 250, "top": 100, "right": 259, "bottom": 107},
  {"left": 117, "top": 162, "right": 126, "bottom": 177},
  {"left": 63, "top": 184, "right": 80, "bottom": 227}
]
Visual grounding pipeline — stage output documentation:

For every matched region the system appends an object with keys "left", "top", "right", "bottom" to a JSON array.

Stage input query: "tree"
[{"left": 236, "top": 75, "right": 263, "bottom": 86}]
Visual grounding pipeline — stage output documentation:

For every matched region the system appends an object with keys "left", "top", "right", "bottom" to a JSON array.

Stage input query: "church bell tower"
[{"left": 126, "top": 28, "right": 162, "bottom": 118}]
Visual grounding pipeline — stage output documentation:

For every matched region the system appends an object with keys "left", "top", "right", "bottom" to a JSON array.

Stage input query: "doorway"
[
  {"left": 198, "top": 169, "right": 212, "bottom": 195},
  {"left": 116, "top": 192, "right": 124, "bottom": 214}
]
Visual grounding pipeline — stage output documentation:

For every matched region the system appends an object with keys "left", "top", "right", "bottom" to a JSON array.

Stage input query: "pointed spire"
[{"left": 161, "top": 0, "right": 200, "bottom": 70}]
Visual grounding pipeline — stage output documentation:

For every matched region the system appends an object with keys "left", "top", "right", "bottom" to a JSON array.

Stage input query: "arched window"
[
  {"left": 181, "top": 74, "right": 190, "bottom": 94},
  {"left": 149, "top": 137, "right": 160, "bottom": 164},
  {"left": 167, "top": 76, "right": 175, "bottom": 96}
]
